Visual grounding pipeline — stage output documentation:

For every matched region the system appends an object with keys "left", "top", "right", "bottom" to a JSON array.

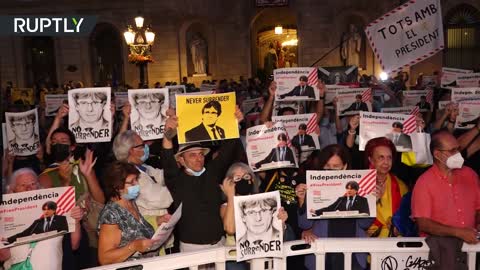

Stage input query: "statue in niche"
[
  {"left": 341, "top": 24, "right": 362, "bottom": 67},
  {"left": 190, "top": 33, "right": 208, "bottom": 75}
]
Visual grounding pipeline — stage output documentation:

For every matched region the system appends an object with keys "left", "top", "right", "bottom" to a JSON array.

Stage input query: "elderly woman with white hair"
[{"left": 112, "top": 130, "right": 173, "bottom": 254}]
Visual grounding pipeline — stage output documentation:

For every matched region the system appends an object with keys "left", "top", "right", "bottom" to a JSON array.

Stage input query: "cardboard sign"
[
  {"left": 306, "top": 169, "right": 377, "bottom": 219},
  {"left": 68, "top": 87, "right": 112, "bottom": 143},
  {"left": 128, "top": 88, "right": 169, "bottom": 140},
  {"left": 5, "top": 108, "right": 40, "bottom": 156},
  {"left": 234, "top": 191, "right": 283, "bottom": 262},
  {"left": 176, "top": 92, "right": 238, "bottom": 144},
  {"left": 274, "top": 67, "right": 319, "bottom": 101},
  {"left": 365, "top": 0, "right": 444, "bottom": 73}
]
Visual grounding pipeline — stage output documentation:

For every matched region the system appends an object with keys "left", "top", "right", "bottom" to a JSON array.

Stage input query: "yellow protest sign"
[
  {"left": 176, "top": 92, "right": 239, "bottom": 144},
  {"left": 11, "top": 88, "right": 34, "bottom": 105}
]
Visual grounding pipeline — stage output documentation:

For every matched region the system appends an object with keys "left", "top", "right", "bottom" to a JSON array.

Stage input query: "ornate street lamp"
[{"left": 124, "top": 15, "right": 155, "bottom": 87}]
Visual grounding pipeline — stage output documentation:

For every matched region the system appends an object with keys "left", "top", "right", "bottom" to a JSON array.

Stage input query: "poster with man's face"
[
  {"left": 455, "top": 100, "right": 480, "bottom": 130},
  {"left": 274, "top": 67, "right": 319, "bottom": 101},
  {"left": 128, "top": 88, "right": 169, "bottom": 140},
  {"left": 167, "top": 85, "right": 186, "bottom": 109},
  {"left": 68, "top": 87, "right": 112, "bottom": 143},
  {"left": 11, "top": 88, "right": 34, "bottom": 106},
  {"left": 176, "top": 92, "right": 238, "bottom": 144},
  {"left": 234, "top": 191, "right": 283, "bottom": 262},
  {"left": 5, "top": 108, "right": 40, "bottom": 156},
  {"left": 402, "top": 90, "right": 433, "bottom": 112},
  {"left": 336, "top": 88, "right": 372, "bottom": 116}
]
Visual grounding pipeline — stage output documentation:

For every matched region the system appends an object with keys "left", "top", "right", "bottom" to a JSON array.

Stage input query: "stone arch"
[{"left": 89, "top": 22, "right": 124, "bottom": 86}]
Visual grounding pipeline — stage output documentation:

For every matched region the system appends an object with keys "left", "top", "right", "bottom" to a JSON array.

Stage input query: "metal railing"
[{"left": 87, "top": 238, "right": 479, "bottom": 270}]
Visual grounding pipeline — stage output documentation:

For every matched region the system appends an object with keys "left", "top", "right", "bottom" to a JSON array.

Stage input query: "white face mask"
[
  {"left": 445, "top": 152, "right": 464, "bottom": 169},
  {"left": 185, "top": 166, "right": 206, "bottom": 176}
]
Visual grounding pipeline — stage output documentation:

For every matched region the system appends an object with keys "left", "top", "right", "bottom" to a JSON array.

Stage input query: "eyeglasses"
[
  {"left": 77, "top": 101, "right": 104, "bottom": 107},
  {"left": 133, "top": 143, "right": 145, "bottom": 149},
  {"left": 245, "top": 208, "right": 272, "bottom": 216},
  {"left": 137, "top": 100, "right": 162, "bottom": 106},
  {"left": 233, "top": 174, "right": 252, "bottom": 182},
  {"left": 12, "top": 121, "right": 34, "bottom": 128}
]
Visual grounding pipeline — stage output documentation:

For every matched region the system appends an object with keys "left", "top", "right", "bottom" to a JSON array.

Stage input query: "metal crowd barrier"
[{"left": 87, "top": 237, "right": 479, "bottom": 270}]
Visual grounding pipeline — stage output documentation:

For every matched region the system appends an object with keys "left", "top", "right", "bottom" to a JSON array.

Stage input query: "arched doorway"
[
  {"left": 90, "top": 23, "right": 124, "bottom": 86},
  {"left": 444, "top": 4, "right": 480, "bottom": 69},
  {"left": 24, "top": 37, "right": 57, "bottom": 88},
  {"left": 250, "top": 7, "right": 298, "bottom": 80}
]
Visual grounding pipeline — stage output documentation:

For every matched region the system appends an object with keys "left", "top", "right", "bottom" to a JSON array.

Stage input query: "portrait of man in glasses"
[
  {"left": 70, "top": 92, "right": 109, "bottom": 131},
  {"left": 131, "top": 92, "right": 166, "bottom": 136},
  {"left": 185, "top": 100, "right": 226, "bottom": 142},
  {"left": 7, "top": 111, "right": 40, "bottom": 156}
]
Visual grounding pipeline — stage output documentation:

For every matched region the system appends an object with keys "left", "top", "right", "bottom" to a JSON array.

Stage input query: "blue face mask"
[
  {"left": 122, "top": 185, "right": 140, "bottom": 200},
  {"left": 140, "top": 144, "right": 150, "bottom": 163},
  {"left": 185, "top": 166, "right": 206, "bottom": 176}
]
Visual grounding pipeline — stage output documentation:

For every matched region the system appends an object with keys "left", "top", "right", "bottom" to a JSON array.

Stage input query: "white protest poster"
[
  {"left": 5, "top": 109, "right": 40, "bottom": 156},
  {"left": 166, "top": 85, "right": 186, "bottom": 109},
  {"left": 151, "top": 203, "right": 182, "bottom": 250},
  {"left": 325, "top": 84, "right": 349, "bottom": 108},
  {"left": 246, "top": 122, "right": 298, "bottom": 172},
  {"left": 438, "top": 100, "right": 452, "bottom": 110},
  {"left": 128, "top": 88, "right": 169, "bottom": 140},
  {"left": 0, "top": 187, "right": 76, "bottom": 247},
  {"left": 455, "top": 100, "right": 480, "bottom": 129},
  {"left": 336, "top": 88, "right": 372, "bottom": 116},
  {"left": 381, "top": 106, "right": 419, "bottom": 115},
  {"left": 359, "top": 111, "right": 417, "bottom": 152},
  {"left": 243, "top": 98, "right": 264, "bottom": 126},
  {"left": 199, "top": 84, "right": 217, "bottom": 92},
  {"left": 114, "top": 92, "right": 128, "bottom": 111},
  {"left": 45, "top": 94, "right": 68, "bottom": 116},
  {"left": 365, "top": 0, "right": 444, "bottom": 73},
  {"left": 456, "top": 73, "right": 480, "bottom": 88},
  {"left": 421, "top": 75, "right": 438, "bottom": 88},
  {"left": 272, "top": 114, "right": 319, "bottom": 163},
  {"left": 234, "top": 191, "right": 283, "bottom": 262},
  {"left": 272, "top": 101, "right": 302, "bottom": 116},
  {"left": 274, "top": 67, "right": 319, "bottom": 101},
  {"left": 68, "top": 87, "right": 112, "bottom": 143},
  {"left": 306, "top": 169, "right": 377, "bottom": 219},
  {"left": 402, "top": 89, "right": 433, "bottom": 112},
  {"left": 450, "top": 88, "right": 480, "bottom": 103},
  {"left": 441, "top": 67, "right": 473, "bottom": 86}
]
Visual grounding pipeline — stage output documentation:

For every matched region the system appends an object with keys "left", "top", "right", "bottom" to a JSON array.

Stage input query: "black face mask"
[
  {"left": 235, "top": 180, "right": 254, "bottom": 196},
  {"left": 51, "top": 144, "right": 71, "bottom": 162}
]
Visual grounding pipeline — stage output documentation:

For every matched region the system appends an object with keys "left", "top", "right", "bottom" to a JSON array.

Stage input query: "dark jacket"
[
  {"left": 255, "top": 147, "right": 296, "bottom": 169},
  {"left": 314, "top": 195, "right": 370, "bottom": 216},
  {"left": 280, "top": 85, "right": 315, "bottom": 99},
  {"left": 8, "top": 215, "right": 69, "bottom": 243},
  {"left": 292, "top": 134, "right": 316, "bottom": 149},
  {"left": 185, "top": 123, "right": 225, "bottom": 142},
  {"left": 341, "top": 102, "right": 369, "bottom": 114},
  {"left": 425, "top": 236, "right": 467, "bottom": 270}
]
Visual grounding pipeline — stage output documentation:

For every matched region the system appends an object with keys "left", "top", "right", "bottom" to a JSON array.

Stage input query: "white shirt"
[{"left": 4, "top": 235, "right": 63, "bottom": 270}]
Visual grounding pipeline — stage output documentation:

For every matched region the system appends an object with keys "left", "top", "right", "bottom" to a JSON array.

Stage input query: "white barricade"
[{"left": 87, "top": 238, "right": 479, "bottom": 270}]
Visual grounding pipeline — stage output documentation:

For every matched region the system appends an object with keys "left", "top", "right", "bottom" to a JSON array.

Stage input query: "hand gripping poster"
[
  {"left": 234, "top": 191, "right": 283, "bottom": 262},
  {"left": 176, "top": 92, "right": 239, "bottom": 144},
  {"left": 274, "top": 67, "right": 319, "bottom": 101},
  {"left": 336, "top": 88, "right": 372, "bottom": 116},
  {"left": 359, "top": 111, "right": 417, "bottom": 152},
  {"left": 450, "top": 88, "right": 480, "bottom": 103},
  {"left": 45, "top": 94, "right": 68, "bottom": 116},
  {"left": 166, "top": 85, "right": 186, "bottom": 109},
  {"left": 402, "top": 89, "right": 433, "bottom": 112},
  {"left": 272, "top": 113, "right": 320, "bottom": 163},
  {"left": 0, "top": 187, "right": 76, "bottom": 248},
  {"left": 5, "top": 108, "right": 40, "bottom": 156},
  {"left": 456, "top": 73, "right": 480, "bottom": 88},
  {"left": 68, "top": 87, "right": 112, "bottom": 143},
  {"left": 455, "top": 100, "right": 480, "bottom": 130},
  {"left": 128, "top": 88, "right": 170, "bottom": 140},
  {"left": 441, "top": 67, "right": 473, "bottom": 86},
  {"left": 306, "top": 170, "right": 377, "bottom": 219},
  {"left": 246, "top": 122, "right": 298, "bottom": 172}
]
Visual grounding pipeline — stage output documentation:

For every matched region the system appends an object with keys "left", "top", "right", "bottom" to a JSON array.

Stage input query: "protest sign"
[
  {"left": 128, "top": 88, "right": 169, "bottom": 140},
  {"left": 421, "top": 75, "right": 438, "bottom": 88},
  {"left": 151, "top": 203, "right": 182, "bottom": 250},
  {"left": 243, "top": 98, "right": 264, "bottom": 126},
  {"left": 2, "top": 123, "right": 7, "bottom": 151},
  {"left": 199, "top": 84, "right": 217, "bottom": 92},
  {"left": 365, "top": 0, "right": 444, "bottom": 73},
  {"left": 0, "top": 187, "right": 76, "bottom": 247},
  {"left": 114, "top": 92, "right": 128, "bottom": 111},
  {"left": 167, "top": 85, "right": 186, "bottom": 109},
  {"left": 450, "top": 87, "right": 480, "bottom": 103},
  {"left": 336, "top": 88, "right": 372, "bottom": 116},
  {"left": 381, "top": 106, "right": 419, "bottom": 115},
  {"left": 306, "top": 169, "right": 377, "bottom": 219},
  {"left": 359, "top": 111, "right": 416, "bottom": 152},
  {"left": 318, "top": 66, "right": 358, "bottom": 85},
  {"left": 455, "top": 100, "right": 480, "bottom": 129},
  {"left": 176, "top": 92, "right": 238, "bottom": 144},
  {"left": 272, "top": 113, "right": 319, "bottom": 163},
  {"left": 438, "top": 100, "right": 453, "bottom": 110},
  {"left": 441, "top": 67, "right": 473, "bottom": 86},
  {"left": 45, "top": 94, "right": 68, "bottom": 116},
  {"left": 11, "top": 88, "right": 34, "bottom": 105},
  {"left": 274, "top": 67, "right": 319, "bottom": 101},
  {"left": 272, "top": 101, "right": 303, "bottom": 116},
  {"left": 402, "top": 89, "right": 433, "bottom": 112},
  {"left": 5, "top": 108, "right": 40, "bottom": 156},
  {"left": 68, "top": 87, "right": 112, "bottom": 143},
  {"left": 234, "top": 191, "right": 283, "bottom": 262},
  {"left": 246, "top": 122, "right": 298, "bottom": 172},
  {"left": 456, "top": 73, "right": 480, "bottom": 88},
  {"left": 325, "top": 84, "right": 349, "bottom": 108}
]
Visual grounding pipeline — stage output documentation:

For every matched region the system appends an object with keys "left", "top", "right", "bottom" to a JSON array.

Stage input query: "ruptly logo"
[{"left": 0, "top": 15, "right": 97, "bottom": 36}]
